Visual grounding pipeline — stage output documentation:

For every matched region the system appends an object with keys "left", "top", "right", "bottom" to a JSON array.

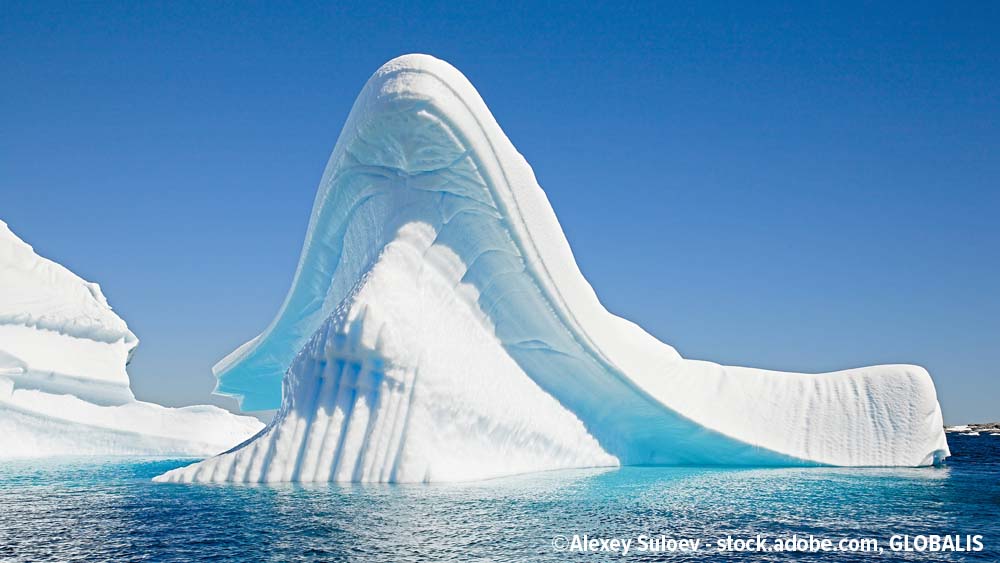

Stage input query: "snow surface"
[
  {"left": 157, "top": 54, "right": 949, "bottom": 483},
  {"left": 0, "top": 221, "right": 263, "bottom": 457}
]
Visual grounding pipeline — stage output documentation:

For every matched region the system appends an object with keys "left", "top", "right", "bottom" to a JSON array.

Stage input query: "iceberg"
[
  {"left": 156, "top": 54, "right": 949, "bottom": 483},
  {"left": 0, "top": 220, "right": 263, "bottom": 457}
]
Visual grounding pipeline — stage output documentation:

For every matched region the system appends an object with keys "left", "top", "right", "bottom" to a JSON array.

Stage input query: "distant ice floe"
[
  {"left": 0, "top": 221, "right": 262, "bottom": 457},
  {"left": 156, "top": 54, "right": 949, "bottom": 484},
  {"left": 945, "top": 424, "right": 1000, "bottom": 437}
]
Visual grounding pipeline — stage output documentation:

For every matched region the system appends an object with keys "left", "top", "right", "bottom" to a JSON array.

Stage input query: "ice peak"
[{"left": 161, "top": 56, "right": 948, "bottom": 483}]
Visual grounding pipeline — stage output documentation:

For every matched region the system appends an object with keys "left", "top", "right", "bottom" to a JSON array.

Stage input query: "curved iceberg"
[
  {"left": 0, "top": 221, "right": 263, "bottom": 457},
  {"left": 156, "top": 54, "right": 948, "bottom": 483}
]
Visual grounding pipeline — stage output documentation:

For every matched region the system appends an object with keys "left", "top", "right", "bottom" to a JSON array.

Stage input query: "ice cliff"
[
  {"left": 0, "top": 221, "right": 262, "bottom": 457},
  {"left": 156, "top": 54, "right": 949, "bottom": 483}
]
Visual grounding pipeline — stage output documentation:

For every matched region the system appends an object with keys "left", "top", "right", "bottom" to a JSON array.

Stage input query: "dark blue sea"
[{"left": 0, "top": 434, "right": 996, "bottom": 562}]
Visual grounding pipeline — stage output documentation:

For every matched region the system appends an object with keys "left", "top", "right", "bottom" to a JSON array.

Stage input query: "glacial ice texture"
[
  {"left": 0, "top": 221, "right": 262, "bottom": 457},
  {"left": 157, "top": 55, "right": 948, "bottom": 483}
]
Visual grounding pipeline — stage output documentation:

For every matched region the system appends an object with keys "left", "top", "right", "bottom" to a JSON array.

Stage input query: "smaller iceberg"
[{"left": 0, "top": 220, "right": 262, "bottom": 457}]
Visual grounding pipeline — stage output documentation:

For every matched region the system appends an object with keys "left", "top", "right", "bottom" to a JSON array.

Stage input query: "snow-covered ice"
[
  {"left": 156, "top": 54, "right": 949, "bottom": 483},
  {"left": 0, "top": 221, "right": 262, "bottom": 457}
]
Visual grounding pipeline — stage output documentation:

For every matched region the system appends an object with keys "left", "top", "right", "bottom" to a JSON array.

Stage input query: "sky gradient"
[{"left": 2, "top": 2, "right": 997, "bottom": 424}]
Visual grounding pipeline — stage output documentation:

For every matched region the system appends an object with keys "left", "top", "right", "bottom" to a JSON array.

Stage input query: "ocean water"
[{"left": 0, "top": 435, "right": 996, "bottom": 562}]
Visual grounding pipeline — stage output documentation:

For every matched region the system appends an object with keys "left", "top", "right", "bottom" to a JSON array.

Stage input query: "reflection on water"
[{"left": 0, "top": 436, "right": 996, "bottom": 562}]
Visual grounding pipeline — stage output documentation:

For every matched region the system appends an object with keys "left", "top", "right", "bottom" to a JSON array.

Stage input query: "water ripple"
[{"left": 0, "top": 437, "right": 997, "bottom": 562}]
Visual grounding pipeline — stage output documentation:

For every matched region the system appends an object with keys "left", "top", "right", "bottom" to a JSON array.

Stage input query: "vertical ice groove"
[
  {"left": 286, "top": 358, "right": 326, "bottom": 481},
  {"left": 295, "top": 357, "right": 340, "bottom": 480},
  {"left": 358, "top": 375, "right": 393, "bottom": 481},
  {"left": 326, "top": 362, "right": 361, "bottom": 481},
  {"left": 350, "top": 362, "right": 387, "bottom": 480},
  {"left": 244, "top": 434, "right": 269, "bottom": 483},
  {"left": 376, "top": 368, "right": 420, "bottom": 482},
  {"left": 332, "top": 362, "right": 375, "bottom": 481},
  {"left": 312, "top": 358, "right": 354, "bottom": 481},
  {"left": 388, "top": 364, "right": 423, "bottom": 483}
]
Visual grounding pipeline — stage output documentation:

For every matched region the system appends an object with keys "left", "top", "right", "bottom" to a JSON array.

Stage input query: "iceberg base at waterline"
[
  {"left": 156, "top": 54, "right": 948, "bottom": 484},
  {"left": 0, "top": 221, "right": 263, "bottom": 457}
]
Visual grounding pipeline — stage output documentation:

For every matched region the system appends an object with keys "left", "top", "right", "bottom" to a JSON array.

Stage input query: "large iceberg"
[
  {"left": 0, "top": 221, "right": 263, "bottom": 457},
  {"left": 156, "top": 55, "right": 948, "bottom": 483}
]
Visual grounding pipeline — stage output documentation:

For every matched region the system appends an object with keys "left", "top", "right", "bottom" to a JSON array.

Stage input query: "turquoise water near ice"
[{"left": 0, "top": 434, "right": 996, "bottom": 562}]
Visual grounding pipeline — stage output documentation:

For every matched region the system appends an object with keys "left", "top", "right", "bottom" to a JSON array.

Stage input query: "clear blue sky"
[{"left": 2, "top": 2, "right": 997, "bottom": 424}]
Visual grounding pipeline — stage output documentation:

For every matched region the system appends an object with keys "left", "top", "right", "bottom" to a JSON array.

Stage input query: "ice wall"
[
  {"left": 157, "top": 55, "right": 948, "bottom": 483},
  {"left": 0, "top": 221, "right": 262, "bottom": 457}
]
